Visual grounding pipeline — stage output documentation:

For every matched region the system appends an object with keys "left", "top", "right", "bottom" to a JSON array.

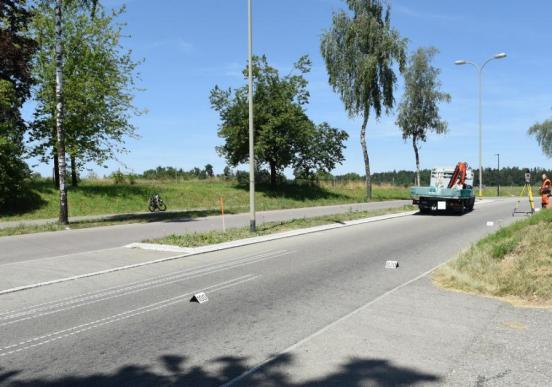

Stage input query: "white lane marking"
[
  {"left": 0, "top": 251, "right": 290, "bottom": 325},
  {"left": 0, "top": 250, "right": 287, "bottom": 318},
  {"left": 0, "top": 275, "right": 260, "bottom": 357},
  {"left": 1, "top": 208, "right": 418, "bottom": 296},
  {"left": 222, "top": 262, "right": 449, "bottom": 386}
]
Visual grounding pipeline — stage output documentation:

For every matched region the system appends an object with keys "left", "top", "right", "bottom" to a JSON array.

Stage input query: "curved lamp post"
[{"left": 455, "top": 53, "right": 507, "bottom": 198}]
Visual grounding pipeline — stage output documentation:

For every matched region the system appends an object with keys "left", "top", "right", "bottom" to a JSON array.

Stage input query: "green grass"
[
  {"left": 0, "top": 179, "right": 411, "bottom": 222},
  {"left": 146, "top": 205, "right": 416, "bottom": 248},
  {"left": 433, "top": 209, "right": 552, "bottom": 307}
]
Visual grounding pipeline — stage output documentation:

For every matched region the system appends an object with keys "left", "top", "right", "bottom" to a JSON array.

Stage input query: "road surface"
[
  {"left": 1, "top": 198, "right": 549, "bottom": 386},
  {"left": 0, "top": 201, "right": 409, "bottom": 265}
]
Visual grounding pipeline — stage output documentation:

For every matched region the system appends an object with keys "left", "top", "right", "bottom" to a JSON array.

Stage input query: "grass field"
[
  {"left": 0, "top": 179, "right": 410, "bottom": 221},
  {"left": 0, "top": 178, "right": 530, "bottom": 223},
  {"left": 433, "top": 209, "right": 552, "bottom": 307},
  {"left": 147, "top": 205, "right": 416, "bottom": 248}
]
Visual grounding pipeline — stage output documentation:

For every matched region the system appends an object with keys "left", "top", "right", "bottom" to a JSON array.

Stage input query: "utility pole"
[
  {"left": 496, "top": 153, "right": 500, "bottom": 197},
  {"left": 248, "top": 0, "right": 256, "bottom": 231}
]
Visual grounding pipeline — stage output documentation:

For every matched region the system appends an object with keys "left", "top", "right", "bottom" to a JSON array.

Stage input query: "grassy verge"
[
  {"left": 433, "top": 209, "right": 552, "bottom": 308},
  {"left": 0, "top": 179, "right": 411, "bottom": 222},
  {"left": 145, "top": 205, "right": 416, "bottom": 248},
  {"left": 0, "top": 210, "right": 219, "bottom": 237}
]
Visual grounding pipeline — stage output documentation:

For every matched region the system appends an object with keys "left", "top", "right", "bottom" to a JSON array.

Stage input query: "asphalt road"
[
  {"left": 0, "top": 201, "right": 409, "bottom": 265},
  {"left": 1, "top": 198, "right": 545, "bottom": 386}
]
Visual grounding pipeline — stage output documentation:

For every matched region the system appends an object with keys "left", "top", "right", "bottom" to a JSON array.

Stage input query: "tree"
[
  {"left": 204, "top": 164, "right": 214, "bottom": 178},
  {"left": 30, "top": 0, "right": 141, "bottom": 195},
  {"left": 0, "top": 0, "right": 36, "bottom": 213},
  {"left": 528, "top": 117, "right": 552, "bottom": 158},
  {"left": 396, "top": 47, "right": 450, "bottom": 186},
  {"left": 47, "top": 0, "right": 99, "bottom": 223},
  {"left": 293, "top": 122, "right": 349, "bottom": 179},
  {"left": 321, "top": 0, "right": 407, "bottom": 199},
  {"left": 210, "top": 55, "right": 315, "bottom": 186},
  {"left": 211, "top": 55, "right": 347, "bottom": 186}
]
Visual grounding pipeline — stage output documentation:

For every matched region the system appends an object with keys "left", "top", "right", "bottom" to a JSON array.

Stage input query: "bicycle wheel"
[{"left": 158, "top": 200, "right": 167, "bottom": 211}]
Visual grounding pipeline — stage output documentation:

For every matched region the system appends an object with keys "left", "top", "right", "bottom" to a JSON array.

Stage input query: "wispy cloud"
[
  {"left": 394, "top": 4, "right": 459, "bottom": 22},
  {"left": 144, "top": 38, "right": 194, "bottom": 54}
]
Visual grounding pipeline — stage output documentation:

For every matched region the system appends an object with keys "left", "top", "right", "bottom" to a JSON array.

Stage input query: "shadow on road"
[{"left": 1, "top": 353, "right": 441, "bottom": 386}]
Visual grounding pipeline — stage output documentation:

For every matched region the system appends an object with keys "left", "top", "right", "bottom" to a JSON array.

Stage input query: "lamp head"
[
  {"left": 455, "top": 60, "right": 467, "bottom": 65},
  {"left": 494, "top": 52, "right": 507, "bottom": 59}
]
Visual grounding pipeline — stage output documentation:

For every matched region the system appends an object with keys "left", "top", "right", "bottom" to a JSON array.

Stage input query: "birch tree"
[
  {"left": 396, "top": 47, "right": 450, "bottom": 186},
  {"left": 321, "top": 0, "right": 406, "bottom": 199}
]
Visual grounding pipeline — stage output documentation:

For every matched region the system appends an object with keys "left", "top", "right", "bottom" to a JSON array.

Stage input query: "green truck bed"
[{"left": 410, "top": 186, "right": 474, "bottom": 199}]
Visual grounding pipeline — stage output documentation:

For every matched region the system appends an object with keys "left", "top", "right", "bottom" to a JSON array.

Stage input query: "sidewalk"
[
  {"left": 233, "top": 275, "right": 551, "bottom": 386},
  {"left": 0, "top": 207, "right": 214, "bottom": 229}
]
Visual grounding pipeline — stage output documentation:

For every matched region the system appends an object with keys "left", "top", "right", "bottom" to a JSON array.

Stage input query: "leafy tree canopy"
[
  {"left": 528, "top": 117, "right": 552, "bottom": 158},
  {"left": 0, "top": 0, "right": 36, "bottom": 213},
  {"left": 29, "top": 0, "right": 142, "bottom": 171},
  {"left": 210, "top": 55, "right": 347, "bottom": 185},
  {"left": 320, "top": 0, "right": 407, "bottom": 198},
  {"left": 396, "top": 47, "right": 450, "bottom": 185}
]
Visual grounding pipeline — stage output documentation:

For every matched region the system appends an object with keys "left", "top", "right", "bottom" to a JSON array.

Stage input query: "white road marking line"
[
  {"left": 222, "top": 262, "right": 449, "bottom": 386},
  {"left": 0, "top": 275, "right": 260, "bottom": 357},
  {"left": 0, "top": 250, "right": 287, "bottom": 318},
  {"left": 0, "top": 251, "right": 290, "bottom": 325}
]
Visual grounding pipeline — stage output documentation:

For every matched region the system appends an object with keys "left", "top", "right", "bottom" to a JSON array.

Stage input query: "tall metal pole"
[
  {"left": 248, "top": 0, "right": 256, "bottom": 232},
  {"left": 496, "top": 153, "right": 500, "bottom": 197},
  {"left": 455, "top": 53, "right": 506, "bottom": 201},
  {"left": 478, "top": 68, "right": 483, "bottom": 199}
]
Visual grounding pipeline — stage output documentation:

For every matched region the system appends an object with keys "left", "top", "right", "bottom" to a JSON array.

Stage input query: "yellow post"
[{"left": 527, "top": 185, "right": 535, "bottom": 213}]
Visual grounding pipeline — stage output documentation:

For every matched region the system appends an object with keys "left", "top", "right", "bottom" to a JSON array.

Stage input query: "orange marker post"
[{"left": 220, "top": 196, "right": 226, "bottom": 232}]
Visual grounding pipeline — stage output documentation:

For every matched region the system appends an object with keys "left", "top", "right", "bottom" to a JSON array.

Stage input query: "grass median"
[
  {"left": 433, "top": 209, "right": 552, "bottom": 308},
  {"left": 145, "top": 205, "right": 416, "bottom": 248}
]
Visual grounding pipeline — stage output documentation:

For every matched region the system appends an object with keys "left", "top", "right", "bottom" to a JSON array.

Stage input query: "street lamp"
[
  {"left": 495, "top": 153, "right": 500, "bottom": 197},
  {"left": 247, "top": 0, "right": 256, "bottom": 231},
  {"left": 455, "top": 52, "right": 507, "bottom": 199}
]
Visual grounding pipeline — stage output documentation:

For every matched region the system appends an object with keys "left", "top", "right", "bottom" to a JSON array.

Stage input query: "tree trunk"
[
  {"left": 70, "top": 154, "right": 78, "bottom": 187},
  {"left": 53, "top": 153, "right": 60, "bottom": 189},
  {"left": 55, "top": 0, "right": 68, "bottom": 224},
  {"left": 269, "top": 161, "right": 277, "bottom": 187},
  {"left": 360, "top": 115, "right": 372, "bottom": 200},
  {"left": 413, "top": 136, "right": 421, "bottom": 186}
]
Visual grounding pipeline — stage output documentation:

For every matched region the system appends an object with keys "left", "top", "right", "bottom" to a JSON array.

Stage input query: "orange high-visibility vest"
[{"left": 541, "top": 178, "right": 551, "bottom": 205}]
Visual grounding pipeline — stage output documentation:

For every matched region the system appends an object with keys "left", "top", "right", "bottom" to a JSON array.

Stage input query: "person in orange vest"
[{"left": 540, "top": 173, "right": 551, "bottom": 209}]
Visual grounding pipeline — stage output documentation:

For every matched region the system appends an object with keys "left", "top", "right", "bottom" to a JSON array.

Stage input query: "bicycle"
[{"left": 148, "top": 193, "right": 167, "bottom": 212}]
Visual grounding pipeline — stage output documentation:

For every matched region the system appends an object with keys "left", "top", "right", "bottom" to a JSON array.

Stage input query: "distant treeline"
[
  {"left": 121, "top": 165, "right": 551, "bottom": 187},
  {"left": 331, "top": 167, "right": 552, "bottom": 187}
]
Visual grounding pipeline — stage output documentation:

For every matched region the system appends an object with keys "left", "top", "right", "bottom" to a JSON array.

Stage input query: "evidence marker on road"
[
  {"left": 190, "top": 292, "right": 209, "bottom": 304},
  {"left": 385, "top": 260, "right": 399, "bottom": 269},
  {"left": 486, "top": 221, "right": 495, "bottom": 227}
]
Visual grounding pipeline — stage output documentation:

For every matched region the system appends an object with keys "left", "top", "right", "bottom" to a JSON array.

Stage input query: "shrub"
[{"left": 111, "top": 170, "right": 125, "bottom": 185}]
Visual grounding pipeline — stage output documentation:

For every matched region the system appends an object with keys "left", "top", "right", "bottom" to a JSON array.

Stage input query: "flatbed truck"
[{"left": 410, "top": 162, "right": 476, "bottom": 214}]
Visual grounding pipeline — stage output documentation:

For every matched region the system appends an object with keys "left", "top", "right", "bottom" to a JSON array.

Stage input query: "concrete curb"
[
  {"left": 0, "top": 210, "right": 416, "bottom": 296},
  {"left": 126, "top": 210, "right": 418, "bottom": 254}
]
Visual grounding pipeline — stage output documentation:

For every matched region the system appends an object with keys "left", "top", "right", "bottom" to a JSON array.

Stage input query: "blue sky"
[{"left": 27, "top": 0, "right": 552, "bottom": 177}]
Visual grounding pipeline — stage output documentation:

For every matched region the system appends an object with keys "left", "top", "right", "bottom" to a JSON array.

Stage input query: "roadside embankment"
[{"left": 434, "top": 209, "right": 552, "bottom": 307}]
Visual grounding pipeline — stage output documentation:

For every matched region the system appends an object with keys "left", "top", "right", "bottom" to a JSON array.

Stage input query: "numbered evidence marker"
[
  {"left": 385, "top": 260, "right": 399, "bottom": 269},
  {"left": 190, "top": 292, "right": 209, "bottom": 304}
]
